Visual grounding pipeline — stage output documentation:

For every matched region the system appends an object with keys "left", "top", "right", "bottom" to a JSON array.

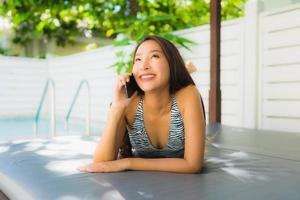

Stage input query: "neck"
[{"left": 143, "top": 89, "right": 172, "bottom": 115}]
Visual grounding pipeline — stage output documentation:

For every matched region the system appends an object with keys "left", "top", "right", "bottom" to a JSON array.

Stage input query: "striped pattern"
[{"left": 127, "top": 95, "right": 185, "bottom": 158}]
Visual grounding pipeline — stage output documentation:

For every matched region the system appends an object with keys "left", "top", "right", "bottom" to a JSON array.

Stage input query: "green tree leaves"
[
  {"left": 1, "top": 0, "right": 247, "bottom": 48},
  {"left": 0, "top": 0, "right": 247, "bottom": 72}
]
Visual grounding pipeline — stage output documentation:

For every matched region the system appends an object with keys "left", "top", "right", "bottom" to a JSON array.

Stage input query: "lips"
[{"left": 139, "top": 73, "right": 155, "bottom": 80}]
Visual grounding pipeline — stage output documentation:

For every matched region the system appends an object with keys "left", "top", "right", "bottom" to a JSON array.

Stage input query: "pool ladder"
[
  {"left": 34, "top": 79, "right": 56, "bottom": 137},
  {"left": 65, "top": 80, "right": 91, "bottom": 136}
]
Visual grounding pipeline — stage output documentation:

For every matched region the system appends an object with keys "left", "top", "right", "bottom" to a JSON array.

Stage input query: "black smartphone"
[{"left": 124, "top": 75, "right": 139, "bottom": 98}]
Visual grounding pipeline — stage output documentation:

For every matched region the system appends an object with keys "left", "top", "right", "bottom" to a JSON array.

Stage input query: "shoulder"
[
  {"left": 175, "top": 85, "right": 203, "bottom": 115},
  {"left": 175, "top": 84, "right": 202, "bottom": 105},
  {"left": 176, "top": 84, "right": 200, "bottom": 98}
]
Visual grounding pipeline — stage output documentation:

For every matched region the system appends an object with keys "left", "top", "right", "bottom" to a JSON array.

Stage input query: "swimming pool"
[{"left": 0, "top": 117, "right": 101, "bottom": 141}]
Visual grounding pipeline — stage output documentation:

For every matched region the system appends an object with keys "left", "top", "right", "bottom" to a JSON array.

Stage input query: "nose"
[{"left": 140, "top": 58, "right": 150, "bottom": 70}]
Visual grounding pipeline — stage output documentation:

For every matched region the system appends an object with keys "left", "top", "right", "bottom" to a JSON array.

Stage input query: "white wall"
[
  {"left": 175, "top": 19, "right": 245, "bottom": 127},
  {"left": 261, "top": 0, "right": 300, "bottom": 11},
  {"left": 0, "top": 56, "right": 48, "bottom": 117},
  {"left": 48, "top": 45, "right": 120, "bottom": 127},
  {"left": 258, "top": 3, "right": 300, "bottom": 132}
]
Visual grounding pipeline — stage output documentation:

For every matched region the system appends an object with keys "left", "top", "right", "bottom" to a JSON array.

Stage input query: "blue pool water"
[{"left": 0, "top": 117, "right": 101, "bottom": 141}]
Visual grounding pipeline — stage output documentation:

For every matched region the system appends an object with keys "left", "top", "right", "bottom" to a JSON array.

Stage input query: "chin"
[
  {"left": 138, "top": 85, "right": 156, "bottom": 92},
  {"left": 140, "top": 87, "right": 154, "bottom": 93},
  {"left": 138, "top": 82, "right": 154, "bottom": 91}
]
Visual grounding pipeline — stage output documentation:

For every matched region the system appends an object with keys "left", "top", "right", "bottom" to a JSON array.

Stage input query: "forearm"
[
  {"left": 93, "top": 106, "right": 125, "bottom": 162},
  {"left": 126, "top": 157, "right": 202, "bottom": 174}
]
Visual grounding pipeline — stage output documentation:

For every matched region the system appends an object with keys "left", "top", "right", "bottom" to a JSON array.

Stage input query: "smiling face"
[{"left": 132, "top": 40, "right": 170, "bottom": 94}]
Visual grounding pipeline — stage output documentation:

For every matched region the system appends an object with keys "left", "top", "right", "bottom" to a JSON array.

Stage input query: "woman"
[{"left": 79, "top": 35, "right": 206, "bottom": 174}]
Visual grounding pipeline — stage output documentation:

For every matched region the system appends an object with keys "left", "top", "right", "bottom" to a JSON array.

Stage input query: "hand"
[
  {"left": 111, "top": 73, "right": 137, "bottom": 110},
  {"left": 185, "top": 61, "right": 197, "bottom": 74},
  {"left": 78, "top": 159, "right": 129, "bottom": 173}
]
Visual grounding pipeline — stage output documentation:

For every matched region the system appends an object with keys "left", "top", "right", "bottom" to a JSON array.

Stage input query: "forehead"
[{"left": 135, "top": 40, "right": 163, "bottom": 55}]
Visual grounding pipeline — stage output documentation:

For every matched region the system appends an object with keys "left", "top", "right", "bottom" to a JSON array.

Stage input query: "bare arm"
[
  {"left": 93, "top": 73, "right": 137, "bottom": 163},
  {"left": 93, "top": 105, "right": 126, "bottom": 162},
  {"left": 126, "top": 157, "right": 200, "bottom": 174}
]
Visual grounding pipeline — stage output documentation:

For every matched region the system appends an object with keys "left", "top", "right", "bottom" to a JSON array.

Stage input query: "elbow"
[
  {"left": 93, "top": 155, "right": 100, "bottom": 163},
  {"left": 93, "top": 157, "right": 99, "bottom": 164},
  {"left": 93, "top": 152, "right": 118, "bottom": 163},
  {"left": 185, "top": 160, "right": 203, "bottom": 174},
  {"left": 92, "top": 155, "right": 112, "bottom": 163},
  {"left": 187, "top": 165, "right": 202, "bottom": 174},
  {"left": 92, "top": 153, "right": 108, "bottom": 163},
  {"left": 92, "top": 147, "right": 119, "bottom": 163}
]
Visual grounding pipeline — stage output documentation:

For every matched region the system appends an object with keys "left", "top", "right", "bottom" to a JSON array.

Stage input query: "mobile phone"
[{"left": 124, "top": 75, "right": 139, "bottom": 98}]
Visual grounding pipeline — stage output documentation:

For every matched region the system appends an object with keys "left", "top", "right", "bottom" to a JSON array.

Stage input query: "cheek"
[
  {"left": 154, "top": 59, "right": 168, "bottom": 71},
  {"left": 132, "top": 64, "right": 138, "bottom": 73},
  {"left": 158, "top": 66, "right": 170, "bottom": 85},
  {"left": 132, "top": 67, "right": 139, "bottom": 81},
  {"left": 161, "top": 62, "right": 170, "bottom": 78}
]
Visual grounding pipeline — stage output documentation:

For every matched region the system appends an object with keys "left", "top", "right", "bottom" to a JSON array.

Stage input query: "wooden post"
[{"left": 209, "top": 0, "right": 221, "bottom": 123}]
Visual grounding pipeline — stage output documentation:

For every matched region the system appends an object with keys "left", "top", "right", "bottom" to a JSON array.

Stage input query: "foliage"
[
  {"left": 0, "top": 45, "right": 8, "bottom": 55},
  {"left": 1, "top": 0, "right": 247, "bottom": 47},
  {"left": 0, "top": 0, "right": 247, "bottom": 72}
]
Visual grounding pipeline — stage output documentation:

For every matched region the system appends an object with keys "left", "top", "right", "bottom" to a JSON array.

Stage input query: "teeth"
[{"left": 141, "top": 75, "right": 154, "bottom": 79}]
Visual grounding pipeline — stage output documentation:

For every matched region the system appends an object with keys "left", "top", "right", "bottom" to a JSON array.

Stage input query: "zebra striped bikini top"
[{"left": 127, "top": 95, "right": 185, "bottom": 158}]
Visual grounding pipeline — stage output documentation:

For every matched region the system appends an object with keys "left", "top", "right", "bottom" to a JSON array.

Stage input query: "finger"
[
  {"left": 117, "top": 78, "right": 125, "bottom": 89},
  {"left": 125, "top": 73, "right": 132, "bottom": 82},
  {"left": 119, "top": 75, "right": 128, "bottom": 85},
  {"left": 87, "top": 163, "right": 104, "bottom": 173},
  {"left": 119, "top": 79, "right": 125, "bottom": 86},
  {"left": 78, "top": 166, "right": 87, "bottom": 172},
  {"left": 123, "top": 73, "right": 133, "bottom": 82},
  {"left": 86, "top": 166, "right": 93, "bottom": 172}
]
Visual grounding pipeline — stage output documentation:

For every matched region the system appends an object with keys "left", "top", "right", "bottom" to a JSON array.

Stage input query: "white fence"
[
  {"left": 48, "top": 46, "right": 119, "bottom": 127},
  {"left": 0, "top": 1, "right": 299, "bottom": 133},
  {"left": 0, "top": 56, "right": 47, "bottom": 117},
  {"left": 258, "top": 4, "right": 300, "bottom": 132},
  {"left": 177, "top": 19, "right": 244, "bottom": 127}
]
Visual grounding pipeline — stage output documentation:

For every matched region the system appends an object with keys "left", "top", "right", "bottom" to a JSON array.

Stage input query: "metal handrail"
[
  {"left": 65, "top": 80, "right": 91, "bottom": 136},
  {"left": 34, "top": 79, "right": 56, "bottom": 137}
]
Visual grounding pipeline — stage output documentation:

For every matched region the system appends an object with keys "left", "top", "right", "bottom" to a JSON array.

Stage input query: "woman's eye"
[
  {"left": 152, "top": 54, "right": 159, "bottom": 58},
  {"left": 135, "top": 58, "right": 141, "bottom": 62}
]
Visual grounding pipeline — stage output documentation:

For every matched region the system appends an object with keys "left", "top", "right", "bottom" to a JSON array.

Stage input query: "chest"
[{"left": 143, "top": 112, "right": 171, "bottom": 149}]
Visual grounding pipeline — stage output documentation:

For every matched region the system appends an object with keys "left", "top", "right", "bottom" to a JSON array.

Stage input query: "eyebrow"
[{"left": 135, "top": 50, "right": 162, "bottom": 57}]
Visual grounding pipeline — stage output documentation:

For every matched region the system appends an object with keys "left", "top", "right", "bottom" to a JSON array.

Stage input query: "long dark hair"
[{"left": 119, "top": 35, "right": 197, "bottom": 158}]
